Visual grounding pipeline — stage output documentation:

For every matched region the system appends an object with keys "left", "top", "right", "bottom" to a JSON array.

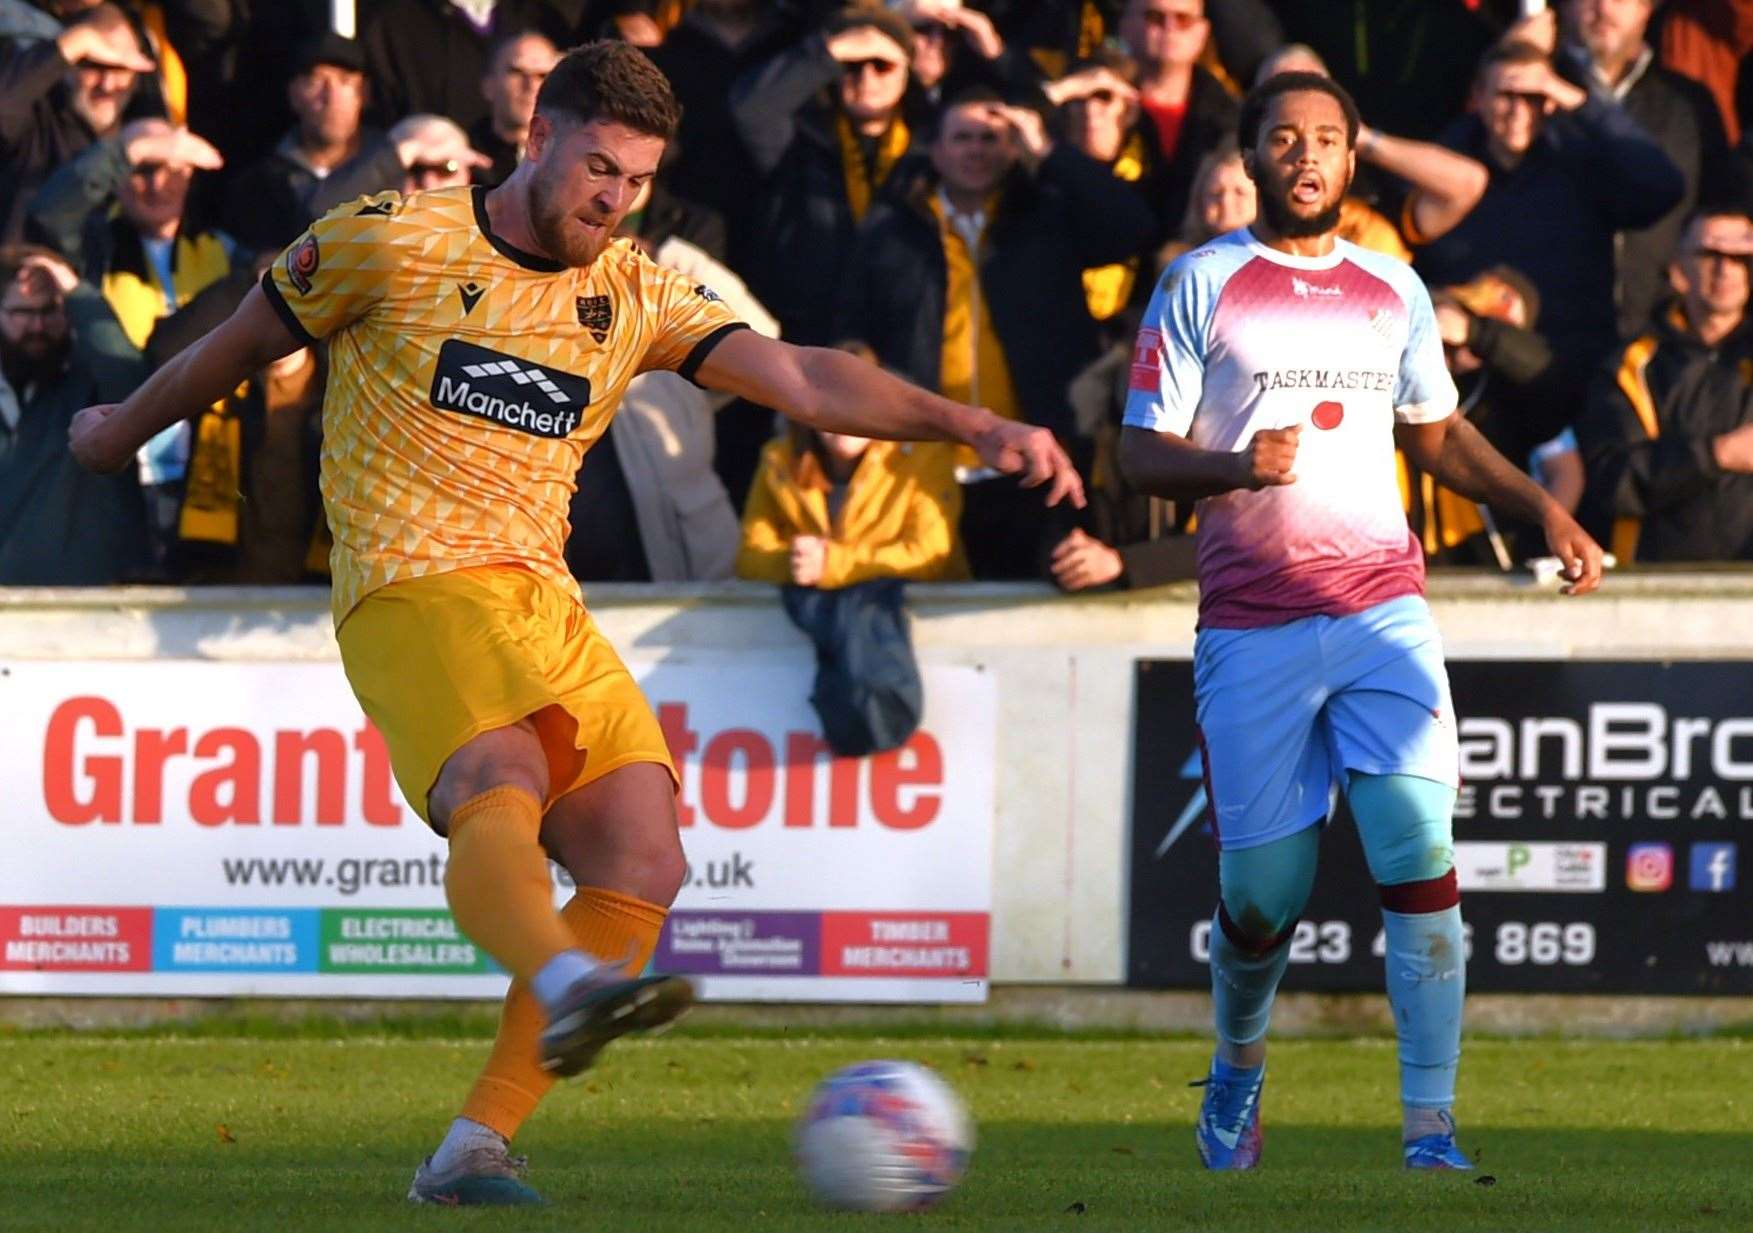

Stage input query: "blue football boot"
[
  {"left": 1191, "top": 1059, "right": 1266, "bottom": 1170},
  {"left": 1404, "top": 1111, "right": 1475, "bottom": 1170}
]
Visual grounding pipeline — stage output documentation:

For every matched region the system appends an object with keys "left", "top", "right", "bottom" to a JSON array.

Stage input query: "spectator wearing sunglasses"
[
  {"left": 1114, "top": 0, "right": 1238, "bottom": 234},
  {"left": 0, "top": 2, "right": 157, "bottom": 241},
  {"left": 1579, "top": 210, "right": 1753, "bottom": 563},
  {"left": 1415, "top": 40, "right": 1682, "bottom": 393},
  {"left": 731, "top": 6, "right": 928, "bottom": 344}
]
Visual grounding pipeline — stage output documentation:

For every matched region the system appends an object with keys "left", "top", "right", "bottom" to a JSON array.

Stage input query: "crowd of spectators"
[{"left": 5, "top": 0, "right": 1753, "bottom": 591}]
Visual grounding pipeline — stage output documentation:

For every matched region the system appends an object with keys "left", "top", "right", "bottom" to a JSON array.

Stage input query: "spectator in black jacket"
[
  {"left": 837, "top": 89, "right": 1155, "bottom": 578},
  {"left": 1415, "top": 40, "right": 1684, "bottom": 386},
  {"left": 1555, "top": 0, "right": 1729, "bottom": 340},
  {"left": 471, "top": 29, "right": 560, "bottom": 186},
  {"left": 731, "top": 6, "right": 927, "bottom": 344},
  {"left": 1267, "top": 0, "right": 1496, "bottom": 143},
  {"left": 0, "top": 3, "right": 156, "bottom": 241},
  {"left": 1579, "top": 209, "right": 1753, "bottom": 563},
  {"left": 648, "top": 0, "right": 807, "bottom": 269},
  {"left": 360, "top": 0, "right": 586, "bottom": 134},
  {"left": 0, "top": 245, "right": 149, "bottom": 584},
  {"left": 1116, "top": 0, "right": 1240, "bottom": 234},
  {"left": 1412, "top": 265, "right": 1589, "bottom": 565},
  {"left": 222, "top": 33, "right": 382, "bottom": 253}
]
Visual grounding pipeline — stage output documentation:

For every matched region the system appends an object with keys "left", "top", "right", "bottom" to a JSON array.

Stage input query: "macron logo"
[
  {"left": 430, "top": 339, "right": 592, "bottom": 439},
  {"left": 1292, "top": 276, "right": 1343, "bottom": 299}
]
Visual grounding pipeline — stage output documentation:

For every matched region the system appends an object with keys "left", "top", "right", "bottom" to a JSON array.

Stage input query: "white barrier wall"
[{"left": 2, "top": 574, "right": 1749, "bottom": 988}]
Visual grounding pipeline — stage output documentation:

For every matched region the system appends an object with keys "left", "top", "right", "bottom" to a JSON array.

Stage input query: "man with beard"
[
  {"left": 68, "top": 41, "right": 1082, "bottom": 1206},
  {"left": 1118, "top": 71, "right": 1603, "bottom": 1172},
  {"left": 0, "top": 246, "right": 147, "bottom": 583},
  {"left": 0, "top": 2, "right": 156, "bottom": 241}
]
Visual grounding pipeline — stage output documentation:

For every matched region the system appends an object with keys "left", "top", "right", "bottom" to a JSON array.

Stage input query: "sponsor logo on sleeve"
[
  {"left": 286, "top": 233, "right": 319, "bottom": 295},
  {"left": 1129, "top": 327, "right": 1164, "bottom": 393},
  {"left": 429, "top": 339, "right": 592, "bottom": 438},
  {"left": 692, "top": 283, "right": 723, "bottom": 304}
]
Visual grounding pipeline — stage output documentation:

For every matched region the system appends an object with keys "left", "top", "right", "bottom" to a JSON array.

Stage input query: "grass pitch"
[{"left": 2, "top": 1025, "right": 1748, "bottom": 1232}]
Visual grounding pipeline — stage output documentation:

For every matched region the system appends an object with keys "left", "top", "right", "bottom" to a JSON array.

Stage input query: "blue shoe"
[
  {"left": 1404, "top": 1112, "right": 1474, "bottom": 1170},
  {"left": 407, "top": 1145, "right": 546, "bottom": 1206},
  {"left": 1191, "top": 1060, "right": 1265, "bottom": 1170}
]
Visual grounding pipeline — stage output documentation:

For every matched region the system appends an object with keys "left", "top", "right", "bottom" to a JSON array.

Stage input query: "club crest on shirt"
[
  {"left": 692, "top": 283, "right": 723, "bottom": 304},
  {"left": 576, "top": 294, "right": 613, "bottom": 342},
  {"left": 286, "top": 233, "right": 319, "bottom": 295}
]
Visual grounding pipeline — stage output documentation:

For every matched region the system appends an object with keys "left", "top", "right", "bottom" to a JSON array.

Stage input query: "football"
[{"left": 793, "top": 1060, "right": 974, "bottom": 1212}]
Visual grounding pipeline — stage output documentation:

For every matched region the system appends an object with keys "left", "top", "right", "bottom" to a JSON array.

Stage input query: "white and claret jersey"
[
  {"left": 1123, "top": 229, "right": 1457, "bottom": 629},
  {"left": 262, "top": 185, "right": 746, "bottom": 624}
]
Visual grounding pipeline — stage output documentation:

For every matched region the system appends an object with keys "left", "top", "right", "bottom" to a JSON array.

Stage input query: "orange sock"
[
  {"left": 443, "top": 786, "right": 576, "bottom": 983},
  {"left": 459, "top": 887, "right": 670, "bottom": 1139}
]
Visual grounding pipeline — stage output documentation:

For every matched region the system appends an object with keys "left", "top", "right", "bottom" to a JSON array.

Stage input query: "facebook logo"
[{"left": 1689, "top": 844, "right": 1737, "bottom": 893}]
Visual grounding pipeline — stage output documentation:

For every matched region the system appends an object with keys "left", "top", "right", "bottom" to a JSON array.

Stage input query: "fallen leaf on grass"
[
  {"left": 1064, "top": 1201, "right": 1087, "bottom": 1215},
  {"left": 1110, "top": 1146, "right": 1134, "bottom": 1156},
  {"left": 1475, "top": 1175, "right": 1496, "bottom": 1187},
  {"left": 216, "top": 1123, "right": 237, "bottom": 1145}
]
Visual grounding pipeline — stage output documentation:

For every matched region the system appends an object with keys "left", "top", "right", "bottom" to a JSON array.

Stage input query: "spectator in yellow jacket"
[{"left": 737, "top": 347, "right": 969, "bottom": 587}]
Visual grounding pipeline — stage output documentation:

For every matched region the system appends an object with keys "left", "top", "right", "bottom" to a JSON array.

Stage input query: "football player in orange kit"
[{"left": 69, "top": 41, "right": 1081, "bottom": 1205}]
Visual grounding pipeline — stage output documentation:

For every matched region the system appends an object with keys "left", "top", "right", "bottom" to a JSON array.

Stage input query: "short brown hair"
[
  {"left": 535, "top": 41, "right": 680, "bottom": 141},
  {"left": 1476, "top": 39, "right": 1549, "bottom": 87}
]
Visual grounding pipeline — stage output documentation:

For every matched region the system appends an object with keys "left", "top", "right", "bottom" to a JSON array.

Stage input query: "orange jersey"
[{"left": 262, "top": 185, "right": 745, "bottom": 623}]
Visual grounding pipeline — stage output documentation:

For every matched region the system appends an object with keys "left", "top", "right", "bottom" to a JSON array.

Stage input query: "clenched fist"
[{"left": 1236, "top": 424, "right": 1299, "bottom": 489}]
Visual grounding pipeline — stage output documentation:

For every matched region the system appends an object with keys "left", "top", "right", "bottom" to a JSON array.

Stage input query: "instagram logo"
[{"left": 1626, "top": 843, "right": 1674, "bottom": 892}]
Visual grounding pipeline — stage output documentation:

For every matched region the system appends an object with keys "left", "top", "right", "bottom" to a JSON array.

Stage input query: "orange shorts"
[{"left": 336, "top": 564, "right": 676, "bottom": 826}]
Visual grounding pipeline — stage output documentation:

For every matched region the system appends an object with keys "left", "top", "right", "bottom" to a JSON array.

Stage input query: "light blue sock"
[
  {"left": 1210, "top": 826, "right": 1320, "bottom": 1048},
  {"left": 1211, "top": 915, "right": 1293, "bottom": 1047},
  {"left": 1381, "top": 903, "right": 1465, "bottom": 1110}
]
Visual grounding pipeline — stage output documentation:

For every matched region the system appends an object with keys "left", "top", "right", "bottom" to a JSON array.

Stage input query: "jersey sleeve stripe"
[
  {"left": 259, "top": 269, "right": 317, "bottom": 348},
  {"left": 677, "top": 321, "right": 751, "bottom": 386}
]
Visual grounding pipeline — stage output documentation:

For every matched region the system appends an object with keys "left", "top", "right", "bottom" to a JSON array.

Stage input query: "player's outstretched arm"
[
  {"left": 69, "top": 284, "right": 304, "bottom": 475},
  {"left": 1118, "top": 423, "right": 1299, "bottom": 502},
  {"left": 694, "top": 329, "right": 1085, "bottom": 508},
  {"left": 1398, "top": 413, "right": 1604, "bottom": 595}
]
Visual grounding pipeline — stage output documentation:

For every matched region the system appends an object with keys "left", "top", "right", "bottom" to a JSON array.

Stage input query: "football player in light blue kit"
[{"left": 1119, "top": 72, "right": 1604, "bottom": 1170}]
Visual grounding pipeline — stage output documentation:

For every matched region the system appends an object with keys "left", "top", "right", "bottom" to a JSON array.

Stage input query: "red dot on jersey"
[{"left": 1312, "top": 401, "right": 1344, "bottom": 430}]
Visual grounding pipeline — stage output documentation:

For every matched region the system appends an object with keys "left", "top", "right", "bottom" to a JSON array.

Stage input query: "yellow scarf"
[
  {"left": 837, "top": 112, "right": 910, "bottom": 223},
  {"left": 138, "top": 4, "right": 187, "bottom": 127},
  {"left": 1082, "top": 132, "right": 1148, "bottom": 321}
]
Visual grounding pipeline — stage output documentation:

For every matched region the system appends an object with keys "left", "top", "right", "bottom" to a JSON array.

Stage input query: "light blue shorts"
[{"left": 1193, "top": 594, "right": 1459, "bottom": 852}]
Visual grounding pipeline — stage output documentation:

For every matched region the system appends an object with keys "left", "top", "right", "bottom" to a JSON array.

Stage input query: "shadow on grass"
[{"left": 5, "top": 1121, "right": 1749, "bottom": 1232}]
